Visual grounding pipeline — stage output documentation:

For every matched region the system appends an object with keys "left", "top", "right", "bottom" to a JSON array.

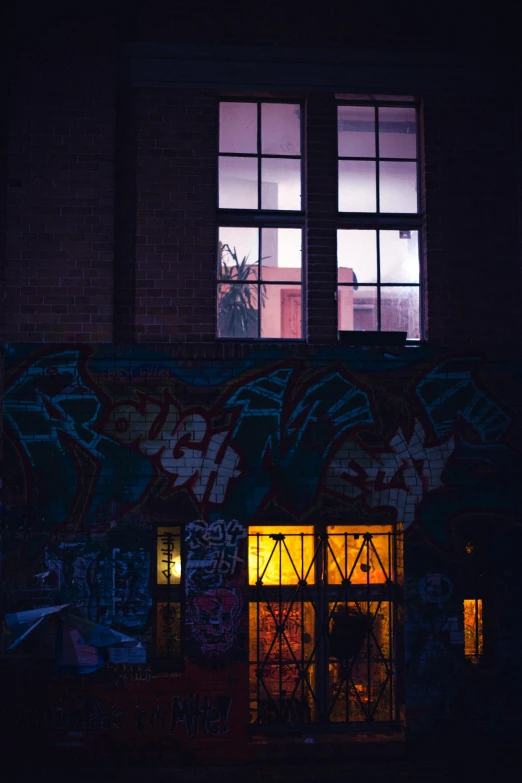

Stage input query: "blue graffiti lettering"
[{"left": 416, "top": 359, "right": 510, "bottom": 443}]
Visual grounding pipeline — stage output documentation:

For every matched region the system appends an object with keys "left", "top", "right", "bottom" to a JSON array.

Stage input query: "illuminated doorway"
[{"left": 248, "top": 523, "right": 401, "bottom": 728}]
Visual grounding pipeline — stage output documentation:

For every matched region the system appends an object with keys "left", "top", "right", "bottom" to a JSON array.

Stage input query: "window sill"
[
  {"left": 216, "top": 338, "right": 307, "bottom": 342},
  {"left": 249, "top": 722, "right": 403, "bottom": 739},
  {"left": 213, "top": 336, "right": 424, "bottom": 348},
  {"left": 338, "top": 331, "right": 407, "bottom": 346}
]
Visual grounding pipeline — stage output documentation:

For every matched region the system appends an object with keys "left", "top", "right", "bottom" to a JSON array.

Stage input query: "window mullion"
[
  {"left": 257, "top": 102, "right": 262, "bottom": 210},
  {"left": 375, "top": 104, "right": 381, "bottom": 333},
  {"left": 258, "top": 226, "right": 262, "bottom": 339},
  {"left": 375, "top": 105, "right": 380, "bottom": 214},
  {"left": 376, "top": 229, "right": 381, "bottom": 331}
]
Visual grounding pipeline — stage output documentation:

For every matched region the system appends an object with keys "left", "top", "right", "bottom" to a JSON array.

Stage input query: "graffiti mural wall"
[{"left": 1, "top": 343, "right": 521, "bottom": 757}]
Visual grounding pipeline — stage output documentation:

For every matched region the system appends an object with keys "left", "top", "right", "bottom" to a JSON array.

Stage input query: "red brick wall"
[
  {"left": 133, "top": 89, "right": 218, "bottom": 343},
  {"left": 306, "top": 94, "right": 338, "bottom": 344},
  {"left": 5, "top": 15, "right": 522, "bottom": 348},
  {"left": 129, "top": 89, "right": 522, "bottom": 346},
  {"left": 423, "top": 97, "right": 522, "bottom": 346},
  {"left": 133, "top": 0, "right": 502, "bottom": 56},
  {"left": 5, "top": 27, "right": 116, "bottom": 343}
]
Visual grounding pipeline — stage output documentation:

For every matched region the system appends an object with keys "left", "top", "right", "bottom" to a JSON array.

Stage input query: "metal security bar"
[{"left": 248, "top": 525, "right": 399, "bottom": 728}]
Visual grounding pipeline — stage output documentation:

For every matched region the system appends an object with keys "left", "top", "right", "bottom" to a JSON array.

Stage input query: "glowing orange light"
[
  {"left": 248, "top": 526, "right": 314, "bottom": 585},
  {"left": 464, "top": 599, "right": 483, "bottom": 662},
  {"left": 354, "top": 683, "right": 370, "bottom": 703},
  {"left": 157, "top": 527, "right": 181, "bottom": 585},
  {"left": 249, "top": 601, "right": 316, "bottom": 724},
  {"left": 327, "top": 525, "right": 394, "bottom": 584}
]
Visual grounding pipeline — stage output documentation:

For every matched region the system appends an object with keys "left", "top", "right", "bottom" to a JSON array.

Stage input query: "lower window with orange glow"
[
  {"left": 328, "top": 602, "right": 393, "bottom": 723},
  {"left": 249, "top": 601, "right": 316, "bottom": 724},
  {"left": 154, "top": 526, "right": 183, "bottom": 669},
  {"left": 463, "top": 599, "right": 484, "bottom": 663},
  {"left": 248, "top": 524, "right": 399, "bottom": 727}
]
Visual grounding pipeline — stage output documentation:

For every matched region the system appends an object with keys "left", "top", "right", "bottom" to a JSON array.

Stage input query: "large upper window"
[
  {"left": 217, "top": 98, "right": 422, "bottom": 341},
  {"left": 337, "top": 101, "right": 422, "bottom": 339},
  {"left": 218, "top": 100, "right": 304, "bottom": 339}
]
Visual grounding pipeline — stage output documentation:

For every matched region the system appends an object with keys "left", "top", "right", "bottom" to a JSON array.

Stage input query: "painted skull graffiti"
[{"left": 189, "top": 589, "right": 242, "bottom": 653}]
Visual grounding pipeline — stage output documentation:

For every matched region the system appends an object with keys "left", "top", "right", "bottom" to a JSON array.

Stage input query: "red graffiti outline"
[{"left": 98, "top": 389, "right": 241, "bottom": 510}]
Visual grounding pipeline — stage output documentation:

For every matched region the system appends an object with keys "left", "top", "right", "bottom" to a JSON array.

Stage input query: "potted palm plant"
[{"left": 217, "top": 242, "right": 267, "bottom": 338}]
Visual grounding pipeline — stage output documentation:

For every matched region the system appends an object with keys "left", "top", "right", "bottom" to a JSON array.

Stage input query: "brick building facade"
[{"left": 2, "top": 1, "right": 522, "bottom": 766}]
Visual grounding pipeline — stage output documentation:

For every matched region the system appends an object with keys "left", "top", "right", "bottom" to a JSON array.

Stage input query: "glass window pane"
[
  {"left": 261, "top": 158, "right": 301, "bottom": 210},
  {"left": 249, "top": 602, "right": 316, "bottom": 724},
  {"left": 219, "top": 102, "right": 257, "bottom": 153},
  {"left": 378, "top": 106, "right": 417, "bottom": 159},
  {"left": 379, "top": 161, "right": 417, "bottom": 213},
  {"left": 157, "top": 527, "right": 181, "bottom": 584},
  {"left": 217, "top": 282, "right": 259, "bottom": 338},
  {"left": 381, "top": 286, "right": 420, "bottom": 338},
  {"left": 261, "top": 103, "right": 301, "bottom": 155},
  {"left": 261, "top": 283, "right": 302, "bottom": 339},
  {"left": 218, "top": 227, "right": 259, "bottom": 280},
  {"left": 156, "top": 602, "right": 181, "bottom": 659},
  {"left": 329, "top": 602, "right": 392, "bottom": 723},
  {"left": 327, "top": 525, "right": 394, "bottom": 584},
  {"left": 219, "top": 156, "right": 258, "bottom": 209},
  {"left": 464, "top": 599, "right": 484, "bottom": 660},
  {"left": 337, "top": 230, "right": 377, "bottom": 283},
  {"left": 250, "top": 662, "right": 316, "bottom": 725},
  {"left": 261, "top": 228, "right": 302, "bottom": 282},
  {"left": 248, "top": 526, "right": 315, "bottom": 585},
  {"left": 339, "top": 160, "right": 376, "bottom": 212},
  {"left": 249, "top": 601, "right": 315, "bottom": 662},
  {"left": 338, "top": 106, "right": 376, "bottom": 157},
  {"left": 338, "top": 285, "right": 378, "bottom": 331},
  {"left": 380, "top": 230, "right": 419, "bottom": 283}
]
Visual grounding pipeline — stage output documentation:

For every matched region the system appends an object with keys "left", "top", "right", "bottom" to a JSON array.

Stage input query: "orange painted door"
[{"left": 281, "top": 289, "right": 301, "bottom": 338}]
